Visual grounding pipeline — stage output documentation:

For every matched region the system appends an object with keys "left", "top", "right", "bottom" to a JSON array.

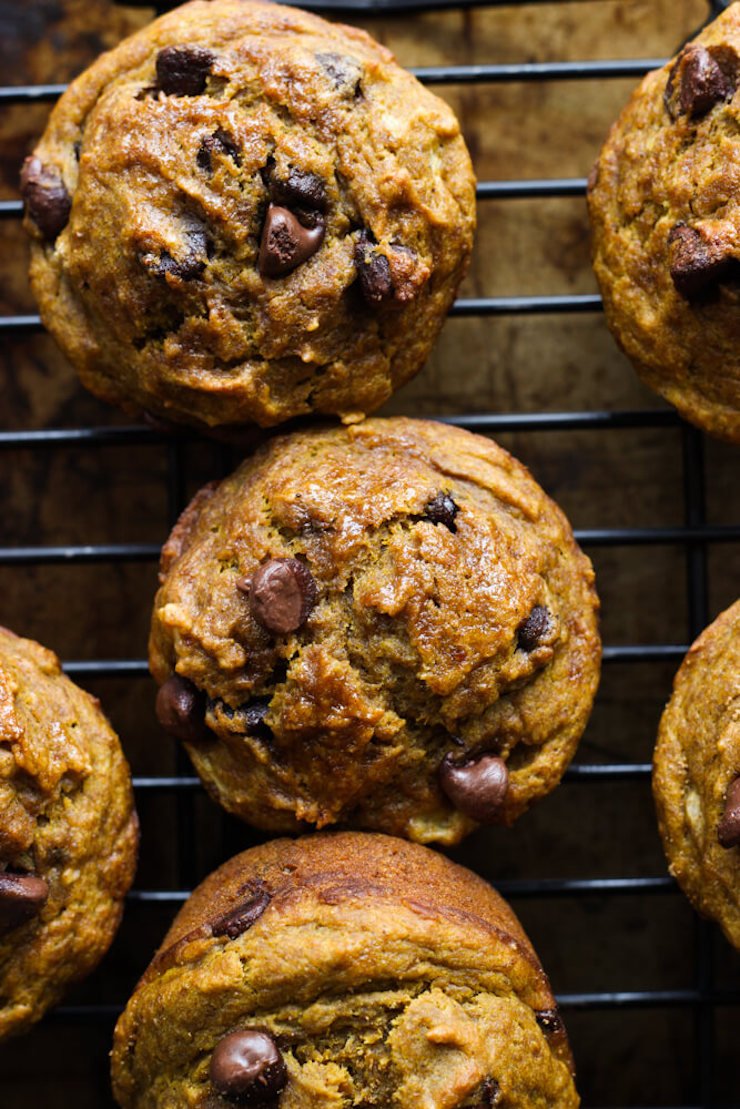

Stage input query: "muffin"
[
  {"left": 588, "top": 4, "right": 740, "bottom": 443},
  {"left": 0, "top": 626, "right": 138, "bottom": 1038},
  {"left": 112, "top": 831, "right": 579, "bottom": 1107},
  {"left": 150, "top": 417, "right": 601, "bottom": 845},
  {"left": 653, "top": 599, "right": 740, "bottom": 950},
  {"left": 21, "top": 0, "right": 475, "bottom": 432}
]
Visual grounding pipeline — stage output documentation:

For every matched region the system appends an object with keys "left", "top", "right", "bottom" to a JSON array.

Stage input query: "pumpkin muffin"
[
  {"left": 588, "top": 3, "right": 740, "bottom": 442},
  {"left": 150, "top": 417, "right": 601, "bottom": 845},
  {"left": 653, "top": 599, "right": 740, "bottom": 950},
  {"left": 22, "top": 0, "right": 475, "bottom": 432},
  {"left": 112, "top": 832, "right": 579, "bottom": 1107},
  {"left": 0, "top": 626, "right": 138, "bottom": 1039}
]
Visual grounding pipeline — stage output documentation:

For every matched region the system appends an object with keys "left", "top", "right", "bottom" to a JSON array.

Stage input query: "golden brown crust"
[
  {"left": 150, "top": 417, "right": 601, "bottom": 844},
  {"left": 588, "top": 5, "right": 740, "bottom": 443},
  {"left": 25, "top": 0, "right": 475, "bottom": 430},
  {"left": 0, "top": 626, "right": 138, "bottom": 1039},
  {"left": 112, "top": 832, "right": 579, "bottom": 1107},
  {"left": 653, "top": 600, "right": 740, "bottom": 949}
]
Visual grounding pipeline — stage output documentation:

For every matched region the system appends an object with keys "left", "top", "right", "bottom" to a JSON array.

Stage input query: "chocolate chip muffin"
[
  {"left": 150, "top": 417, "right": 601, "bottom": 844},
  {"left": 588, "top": 5, "right": 740, "bottom": 443},
  {"left": 22, "top": 0, "right": 475, "bottom": 432},
  {"left": 653, "top": 600, "right": 740, "bottom": 950},
  {"left": 111, "top": 832, "right": 579, "bottom": 1107},
  {"left": 0, "top": 626, "right": 138, "bottom": 1038}
]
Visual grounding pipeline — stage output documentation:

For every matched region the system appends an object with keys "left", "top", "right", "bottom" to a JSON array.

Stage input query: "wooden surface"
[{"left": 0, "top": 1, "right": 738, "bottom": 1105}]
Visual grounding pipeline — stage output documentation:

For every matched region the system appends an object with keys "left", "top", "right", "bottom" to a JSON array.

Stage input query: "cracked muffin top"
[
  {"left": 0, "top": 626, "right": 138, "bottom": 1039},
  {"left": 111, "top": 832, "right": 579, "bottom": 1107},
  {"left": 588, "top": 3, "right": 740, "bottom": 443},
  {"left": 653, "top": 599, "right": 740, "bottom": 951},
  {"left": 150, "top": 417, "right": 601, "bottom": 845},
  {"left": 22, "top": 0, "right": 475, "bottom": 431}
]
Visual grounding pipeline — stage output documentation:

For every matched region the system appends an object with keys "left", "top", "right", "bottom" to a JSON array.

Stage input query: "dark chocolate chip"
[
  {"left": 208, "top": 697, "right": 273, "bottom": 743},
  {"left": 210, "top": 1029, "right": 287, "bottom": 1104},
  {"left": 718, "top": 776, "right": 740, "bottom": 848},
  {"left": 665, "top": 44, "right": 738, "bottom": 120},
  {"left": 355, "top": 231, "right": 393, "bottom": 305},
  {"left": 535, "top": 1008, "right": 565, "bottom": 1036},
  {"left": 667, "top": 223, "right": 736, "bottom": 301},
  {"left": 424, "top": 492, "right": 458, "bottom": 532},
  {"left": 245, "top": 558, "right": 318, "bottom": 635},
  {"left": 0, "top": 871, "right": 49, "bottom": 936},
  {"left": 142, "top": 224, "right": 209, "bottom": 282},
  {"left": 20, "top": 156, "right": 71, "bottom": 242},
  {"left": 474, "top": 1078, "right": 502, "bottom": 1107},
  {"left": 439, "top": 752, "right": 509, "bottom": 823},
  {"left": 155, "top": 675, "right": 208, "bottom": 743},
  {"left": 517, "top": 605, "right": 550, "bottom": 652},
  {"left": 259, "top": 204, "right": 325, "bottom": 277},
  {"left": 156, "top": 45, "right": 215, "bottom": 96},
  {"left": 197, "top": 129, "right": 241, "bottom": 172},
  {"left": 270, "top": 167, "right": 327, "bottom": 215},
  {"left": 211, "top": 885, "right": 271, "bottom": 940},
  {"left": 316, "top": 51, "right": 362, "bottom": 96}
]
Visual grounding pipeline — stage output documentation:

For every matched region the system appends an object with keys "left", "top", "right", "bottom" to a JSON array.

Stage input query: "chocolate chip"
[
  {"left": 211, "top": 885, "right": 271, "bottom": 940},
  {"left": 474, "top": 1078, "right": 502, "bottom": 1107},
  {"left": 270, "top": 167, "right": 327, "bottom": 215},
  {"left": 517, "top": 605, "right": 550, "bottom": 652},
  {"left": 20, "top": 156, "right": 71, "bottom": 242},
  {"left": 259, "top": 204, "right": 325, "bottom": 277},
  {"left": 156, "top": 45, "right": 215, "bottom": 96},
  {"left": 210, "top": 1029, "right": 287, "bottom": 1103},
  {"left": 0, "top": 871, "right": 49, "bottom": 936},
  {"left": 668, "top": 223, "right": 736, "bottom": 301},
  {"left": 155, "top": 675, "right": 208, "bottom": 743},
  {"left": 424, "top": 492, "right": 458, "bottom": 532},
  {"left": 665, "top": 44, "right": 738, "bottom": 120},
  {"left": 438, "top": 752, "right": 509, "bottom": 823},
  {"left": 141, "top": 224, "right": 209, "bottom": 282},
  {"left": 208, "top": 697, "right": 273, "bottom": 743},
  {"left": 197, "top": 129, "right": 241, "bottom": 172},
  {"left": 244, "top": 558, "right": 317, "bottom": 635},
  {"left": 718, "top": 776, "right": 740, "bottom": 848},
  {"left": 535, "top": 1008, "right": 565, "bottom": 1036},
  {"left": 316, "top": 51, "right": 362, "bottom": 96},
  {"left": 354, "top": 231, "right": 393, "bottom": 305}
]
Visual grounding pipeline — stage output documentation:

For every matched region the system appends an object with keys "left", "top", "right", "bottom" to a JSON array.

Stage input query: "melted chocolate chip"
[
  {"left": 425, "top": 492, "right": 458, "bottom": 532},
  {"left": 355, "top": 231, "right": 393, "bottom": 305},
  {"left": 665, "top": 44, "right": 738, "bottom": 120},
  {"left": 197, "top": 129, "right": 241, "bottom": 172},
  {"left": 668, "top": 223, "right": 736, "bottom": 301},
  {"left": 535, "top": 1008, "right": 565, "bottom": 1036},
  {"left": 0, "top": 871, "right": 49, "bottom": 936},
  {"left": 718, "top": 776, "right": 740, "bottom": 848},
  {"left": 243, "top": 558, "right": 318, "bottom": 635},
  {"left": 259, "top": 204, "right": 325, "bottom": 277},
  {"left": 210, "top": 1029, "right": 287, "bottom": 1103},
  {"left": 155, "top": 675, "right": 208, "bottom": 743},
  {"left": 156, "top": 45, "right": 215, "bottom": 96},
  {"left": 474, "top": 1078, "right": 502, "bottom": 1107},
  {"left": 211, "top": 885, "right": 271, "bottom": 940},
  {"left": 20, "top": 156, "right": 71, "bottom": 242},
  {"left": 438, "top": 752, "right": 509, "bottom": 823},
  {"left": 142, "top": 224, "right": 209, "bottom": 282},
  {"left": 517, "top": 605, "right": 550, "bottom": 652},
  {"left": 208, "top": 697, "right": 273, "bottom": 743},
  {"left": 316, "top": 51, "right": 362, "bottom": 96},
  {"left": 271, "top": 168, "right": 327, "bottom": 215}
]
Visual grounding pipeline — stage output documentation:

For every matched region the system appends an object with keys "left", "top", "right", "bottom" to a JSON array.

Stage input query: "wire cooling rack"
[{"left": 1, "top": 0, "right": 739, "bottom": 1105}]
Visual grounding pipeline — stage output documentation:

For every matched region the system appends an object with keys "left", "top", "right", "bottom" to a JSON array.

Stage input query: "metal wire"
[{"left": 2, "top": 1, "right": 738, "bottom": 1105}]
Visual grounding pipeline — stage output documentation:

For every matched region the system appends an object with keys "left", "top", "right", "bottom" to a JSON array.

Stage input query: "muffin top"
[
  {"left": 23, "top": 0, "right": 475, "bottom": 430},
  {"left": 112, "top": 832, "right": 578, "bottom": 1107},
  {"left": 653, "top": 599, "right": 740, "bottom": 950},
  {"left": 588, "top": 3, "right": 740, "bottom": 442},
  {"left": 0, "top": 626, "right": 138, "bottom": 1039},
  {"left": 150, "top": 418, "right": 601, "bottom": 844}
]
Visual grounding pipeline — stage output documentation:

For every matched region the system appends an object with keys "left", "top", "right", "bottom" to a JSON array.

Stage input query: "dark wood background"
[{"left": 0, "top": 0, "right": 738, "bottom": 1105}]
